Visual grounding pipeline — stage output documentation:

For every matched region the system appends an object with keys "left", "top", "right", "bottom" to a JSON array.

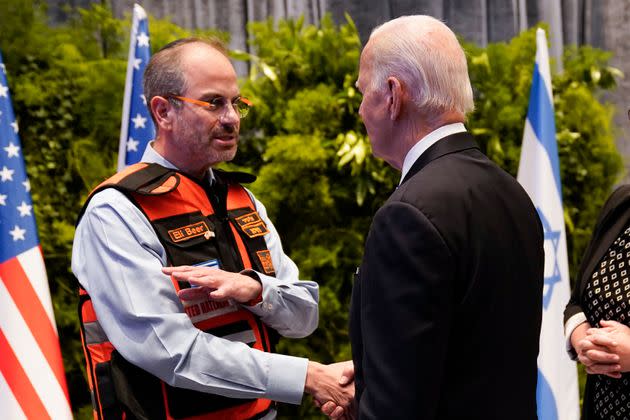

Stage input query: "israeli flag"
[
  {"left": 118, "top": 3, "right": 155, "bottom": 171},
  {"left": 517, "top": 28, "right": 579, "bottom": 420}
]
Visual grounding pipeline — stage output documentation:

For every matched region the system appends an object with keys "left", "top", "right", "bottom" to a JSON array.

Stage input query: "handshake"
[
  {"left": 305, "top": 360, "right": 356, "bottom": 419},
  {"left": 164, "top": 265, "right": 357, "bottom": 417}
]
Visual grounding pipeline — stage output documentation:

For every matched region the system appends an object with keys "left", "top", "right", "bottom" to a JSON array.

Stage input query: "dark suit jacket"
[
  {"left": 564, "top": 184, "right": 630, "bottom": 419},
  {"left": 350, "top": 132, "right": 544, "bottom": 419}
]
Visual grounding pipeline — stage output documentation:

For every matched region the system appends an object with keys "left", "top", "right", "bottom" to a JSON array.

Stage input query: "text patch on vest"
[
  {"left": 168, "top": 221, "right": 214, "bottom": 243},
  {"left": 181, "top": 296, "right": 238, "bottom": 323},
  {"left": 256, "top": 250, "right": 275, "bottom": 275},
  {"left": 234, "top": 211, "right": 269, "bottom": 238}
]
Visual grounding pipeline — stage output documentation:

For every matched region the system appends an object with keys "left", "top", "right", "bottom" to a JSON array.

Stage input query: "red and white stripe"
[{"left": 0, "top": 246, "right": 72, "bottom": 419}]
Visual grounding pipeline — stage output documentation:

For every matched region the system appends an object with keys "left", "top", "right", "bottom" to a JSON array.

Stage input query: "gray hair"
[
  {"left": 143, "top": 37, "right": 228, "bottom": 124},
  {"left": 367, "top": 15, "right": 474, "bottom": 116}
]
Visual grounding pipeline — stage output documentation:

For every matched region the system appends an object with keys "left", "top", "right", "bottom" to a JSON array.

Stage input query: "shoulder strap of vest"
[
  {"left": 226, "top": 181, "right": 256, "bottom": 210},
  {"left": 213, "top": 168, "right": 256, "bottom": 185},
  {"left": 78, "top": 164, "right": 257, "bottom": 223},
  {"left": 76, "top": 163, "right": 180, "bottom": 225},
  {"left": 100, "top": 163, "right": 180, "bottom": 196}
]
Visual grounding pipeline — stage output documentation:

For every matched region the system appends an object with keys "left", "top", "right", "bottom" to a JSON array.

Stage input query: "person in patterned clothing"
[{"left": 565, "top": 181, "right": 630, "bottom": 419}]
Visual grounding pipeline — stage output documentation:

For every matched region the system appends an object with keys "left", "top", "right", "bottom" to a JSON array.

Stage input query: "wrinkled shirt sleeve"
[{"left": 72, "top": 188, "right": 310, "bottom": 404}]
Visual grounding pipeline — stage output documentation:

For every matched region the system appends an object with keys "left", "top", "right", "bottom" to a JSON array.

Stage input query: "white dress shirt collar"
[{"left": 399, "top": 122, "right": 467, "bottom": 184}]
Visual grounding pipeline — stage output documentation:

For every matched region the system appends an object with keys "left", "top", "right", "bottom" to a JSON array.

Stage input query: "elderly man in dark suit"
[{"left": 345, "top": 15, "right": 545, "bottom": 420}]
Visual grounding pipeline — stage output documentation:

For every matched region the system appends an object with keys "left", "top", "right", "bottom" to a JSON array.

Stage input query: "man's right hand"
[{"left": 319, "top": 361, "right": 356, "bottom": 419}]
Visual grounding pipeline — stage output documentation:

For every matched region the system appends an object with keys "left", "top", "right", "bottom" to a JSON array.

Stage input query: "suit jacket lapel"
[{"left": 400, "top": 132, "right": 480, "bottom": 186}]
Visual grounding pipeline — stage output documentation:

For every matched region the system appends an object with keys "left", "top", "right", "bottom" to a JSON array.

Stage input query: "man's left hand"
[{"left": 162, "top": 266, "right": 262, "bottom": 303}]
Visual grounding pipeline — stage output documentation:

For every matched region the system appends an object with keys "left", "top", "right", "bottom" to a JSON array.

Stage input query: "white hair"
[{"left": 367, "top": 15, "right": 474, "bottom": 116}]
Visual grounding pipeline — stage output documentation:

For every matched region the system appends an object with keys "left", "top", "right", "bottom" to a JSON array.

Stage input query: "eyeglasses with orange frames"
[{"left": 168, "top": 94, "right": 252, "bottom": 119}]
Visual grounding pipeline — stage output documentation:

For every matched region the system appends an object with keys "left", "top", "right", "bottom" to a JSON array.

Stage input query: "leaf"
[
  {"left": 260, "top": 62, "right": 278, "bottom": 81},
  {"left": 590, "top": 66, "right": 601, "bottom": 83},
  {"left": 229, "top": 49, "right": 252, "bottom": 61}
]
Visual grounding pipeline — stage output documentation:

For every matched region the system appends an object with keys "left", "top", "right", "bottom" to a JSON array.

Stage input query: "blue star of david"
[{"left": 537, "top": 208, "right": 561, "bottom": 310}]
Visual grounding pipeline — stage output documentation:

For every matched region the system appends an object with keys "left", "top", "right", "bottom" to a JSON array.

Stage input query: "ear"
[
  {"left": 150, "top": 96, "right": 175, "bottom": 131},
  {"left": 387, "top": 76, "right": 404, "bottom": 121}
]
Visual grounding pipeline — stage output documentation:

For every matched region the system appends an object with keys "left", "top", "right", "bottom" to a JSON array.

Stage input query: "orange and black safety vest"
[{"left": 77, "top": 163, "right": 278, "bottom": 420}]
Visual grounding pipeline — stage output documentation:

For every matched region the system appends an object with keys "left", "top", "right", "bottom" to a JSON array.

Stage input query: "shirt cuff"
[
  {"left": 264, "top": 352, "right": 308, "bottom": 404},
  {"left": 564, "top": 312, "right": 588, "bottom": 360},
  {"left": 244, "top": 271, "right": 282, "bottom": 314},
  {"left": 240, "top": 269, "right": 263, "bottom": 306}
]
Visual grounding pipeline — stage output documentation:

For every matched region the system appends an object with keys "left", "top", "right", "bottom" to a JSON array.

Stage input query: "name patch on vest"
[
  {"left": 256, "top": 250, "right": 275, "bottom": 275},
  {"left": 168, "top": 221, "right": 214, "bottom": 243},
  {"left": 235, "top": 211, "right": 269, "bottom": 238},
  {"left": 182, "top": 297, "right": 238, "bottom": 323}
]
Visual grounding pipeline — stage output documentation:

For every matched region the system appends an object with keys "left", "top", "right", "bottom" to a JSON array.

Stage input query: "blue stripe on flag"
[
  {"left": 536, "top": 369, "right": 558, "bottom": 420},
  {"left": 0, "top": 51, "right": 40, "bottom": 262},
  {"left": 118, "top": 5, "right": 154, "bottom": 171},
  {"left": 125, "top": 15, "right": 154, "bottom": 166},
  {"left": 527, "top": 63, "right": 561, "bottom": 199}
]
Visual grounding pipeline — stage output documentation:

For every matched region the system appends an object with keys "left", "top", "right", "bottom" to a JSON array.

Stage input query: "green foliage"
[
  {"left": 464, "top": 28, "right": 623, "bottom": 281},
  {"left": 1, "top": 1, "right": 622, "bottom": 417}
]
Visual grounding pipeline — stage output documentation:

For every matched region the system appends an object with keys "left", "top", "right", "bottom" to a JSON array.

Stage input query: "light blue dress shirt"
[{"left": 72, "top": 144, "right": 319, "bottom": 411}]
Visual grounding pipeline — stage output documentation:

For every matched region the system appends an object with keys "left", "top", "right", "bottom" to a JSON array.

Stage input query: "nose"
[{"left": 219, "top": 102, "right": 241, "bottom": 125}]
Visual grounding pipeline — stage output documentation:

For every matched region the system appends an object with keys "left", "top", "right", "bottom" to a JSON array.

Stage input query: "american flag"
[
  {"left": 0, "top": 51, "right": 72, "bottom": 418},
  {"left": 118, "top": 3, "right": 155, "bottom": 171}
]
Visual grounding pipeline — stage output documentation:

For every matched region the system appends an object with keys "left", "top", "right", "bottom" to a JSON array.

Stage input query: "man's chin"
[{"left": 215, "top": 149, "right": 238, "bottom": 164}]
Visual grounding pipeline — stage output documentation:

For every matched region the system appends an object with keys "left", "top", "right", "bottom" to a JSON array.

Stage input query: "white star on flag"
[
  {"left": 22, "top": 179, "right": 31, "bottom": 192},
  {"left": 17, "top": 201, "right": 32, "bottom": 217},
  {"left": 11, "top": 120, "right": 18, "bottom": 133},
  {"left": 0, "top": 193, "right": 7, "bottom": 205},
  {"left": 118, "top": 4, "right": 155, "bottom": 172},
  {"left": 0, "top": 63, "right": 5, "bottom": 74},
  {"left": 137, "top": 32, "right": 150, "bottom": 47},
  {"left": 0, "top": 83, "right": 8, "bottom": 97},
  {"left": 4, "top": 142, "right": 20, "bottom": 158},
  {"left": 132, "top": 113, "right": 147, "bottom": 129},
  {"left": 1, "top": 165, "right": 14, "bottom": 181},
  {"left": 9, "top": 225, "right": 26, "bottom": 241},
  {"left": 127, "top": 137, "right": 139, "bottom": 152}
]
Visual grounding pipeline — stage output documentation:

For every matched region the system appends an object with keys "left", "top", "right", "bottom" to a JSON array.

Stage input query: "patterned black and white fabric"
[{"left": 584, "top": 226, "right": 630, "bottom": 419}]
